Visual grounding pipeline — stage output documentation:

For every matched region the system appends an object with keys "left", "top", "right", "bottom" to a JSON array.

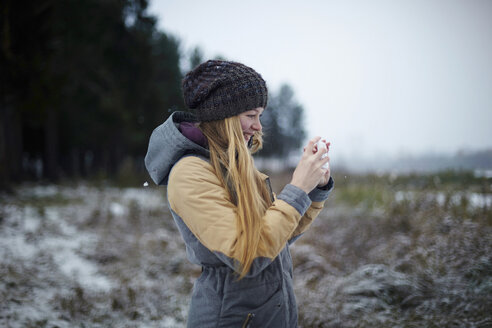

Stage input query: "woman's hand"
[{"left": 290, "top": 137, "right": 331, "bottom": 194}]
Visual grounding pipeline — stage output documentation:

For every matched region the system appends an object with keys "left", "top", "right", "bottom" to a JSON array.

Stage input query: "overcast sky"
[{"left": 148, "top": 0, "right": 492, "bottom": 162}]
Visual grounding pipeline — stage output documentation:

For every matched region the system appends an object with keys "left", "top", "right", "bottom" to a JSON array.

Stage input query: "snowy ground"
[
  {"left": 1, "top": 175, "right": 491, "bottom": 327},
  {"left": 1, "top": 184, "right": 194, "bottom": 327}
]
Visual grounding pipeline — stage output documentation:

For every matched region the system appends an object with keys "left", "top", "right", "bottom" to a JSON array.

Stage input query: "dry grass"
[
  {"left": 292, "top": 171, "right": 492, "bottom": 327},
  {"left": 0, "top": 170, "right": 491, "bottom": 327}
]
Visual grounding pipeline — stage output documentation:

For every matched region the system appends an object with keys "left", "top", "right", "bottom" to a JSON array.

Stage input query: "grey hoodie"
[{"left": 145, "top": 111, "right": 334, "bottom": 327}]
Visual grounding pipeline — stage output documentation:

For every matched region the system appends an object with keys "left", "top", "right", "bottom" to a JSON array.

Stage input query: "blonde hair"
[{"left": 199, "top": 116, "right": 273, "bottom": 279}]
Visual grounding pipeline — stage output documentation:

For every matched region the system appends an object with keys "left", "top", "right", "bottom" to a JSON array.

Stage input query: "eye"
[{"left": 248, "top": 115, "right": 256, "bottom": 118}]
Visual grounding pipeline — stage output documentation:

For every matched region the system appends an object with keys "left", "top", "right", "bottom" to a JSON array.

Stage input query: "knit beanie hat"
[{"left": 182, "top": 60, "right": 268, "bottom": 122}]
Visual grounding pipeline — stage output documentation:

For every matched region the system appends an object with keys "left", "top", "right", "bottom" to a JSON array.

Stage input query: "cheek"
[{"left": 239, "top": 117, "right": 249, "bottom": 132}]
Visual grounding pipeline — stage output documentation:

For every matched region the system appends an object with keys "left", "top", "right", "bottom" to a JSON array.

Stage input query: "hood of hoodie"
[{"left": 145, "top": 111, "right": 209, "bottom": 186}]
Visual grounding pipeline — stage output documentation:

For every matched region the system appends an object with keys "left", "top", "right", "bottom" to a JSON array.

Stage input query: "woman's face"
[{"left": 238, "top": 107, "right": 264, "bottom": 143}]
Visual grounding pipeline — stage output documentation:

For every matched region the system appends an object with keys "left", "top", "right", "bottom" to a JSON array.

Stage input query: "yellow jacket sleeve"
[{"left": 168, "top": 156, "right": 307, "bottom": 262}]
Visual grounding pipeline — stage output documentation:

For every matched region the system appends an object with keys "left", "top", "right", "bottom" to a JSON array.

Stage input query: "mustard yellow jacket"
[{"left": 145, "top": 112, "right": 334, "bottom": 327}]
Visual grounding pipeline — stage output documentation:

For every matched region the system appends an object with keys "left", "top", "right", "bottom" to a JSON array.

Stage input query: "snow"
[
  {"left": 394, "top": 190, "right": 492, "bottom": 209},
  {"left": 1, "top": 181, "right": 490, "bottom": 327},
  {"left": 109, "top": 202, "right": 126, "bottom": 217}
]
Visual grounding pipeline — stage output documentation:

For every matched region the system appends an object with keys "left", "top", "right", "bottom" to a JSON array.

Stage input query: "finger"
[
  {"left": 313, "top": 144, "right": 328, "bottom": 160},
  {"left": 321, "top": 141, "right": 330, "bottom": 149},
  {"left": 323, "top": 155, "right": 330, "bottom": 163},
  {"left": 319, "top": 167, "right": 330, "bottom": 180},
  {"left": 306, "top": 136, "right": 322, "bottom": 153}
]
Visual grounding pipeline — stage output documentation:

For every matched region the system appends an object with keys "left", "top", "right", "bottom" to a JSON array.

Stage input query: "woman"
[{"left": 145, "top": 60, "right": 333, "bottom": 327}]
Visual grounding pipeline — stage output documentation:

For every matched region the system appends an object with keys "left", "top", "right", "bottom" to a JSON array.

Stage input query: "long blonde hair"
[{"left": 199, "top": 116, "right": 273, "bottom": 279}]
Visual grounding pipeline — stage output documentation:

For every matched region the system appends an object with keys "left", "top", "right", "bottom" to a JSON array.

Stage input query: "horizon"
[{"left": 148, "top": 0, "right": 492, "bottom": 161}]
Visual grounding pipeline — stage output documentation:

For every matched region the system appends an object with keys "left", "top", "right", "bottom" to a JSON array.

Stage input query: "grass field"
[{"left": 1, "top": 170, "right": 491, "bottom": 327}]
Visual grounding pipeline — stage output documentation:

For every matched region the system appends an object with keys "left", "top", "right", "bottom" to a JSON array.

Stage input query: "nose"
[{"left": 252, "top": 118, "right": 262, "bottom": 131}]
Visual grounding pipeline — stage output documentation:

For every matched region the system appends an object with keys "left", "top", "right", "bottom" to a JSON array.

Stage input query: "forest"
[{"left": 0, "top": 0, "right": 305, "bottom": 189}]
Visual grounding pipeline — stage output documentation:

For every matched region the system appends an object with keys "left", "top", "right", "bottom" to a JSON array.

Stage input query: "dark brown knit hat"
[{"left": 182, "top": 60, "right": 268, "bottom": 122}]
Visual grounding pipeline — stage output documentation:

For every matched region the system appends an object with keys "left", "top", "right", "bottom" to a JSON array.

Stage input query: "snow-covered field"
[
  {"left": 1, "top": 184, "right": 194, "bottom": 327},
  {"left": 1, "top": 175, "right": 491, "bottom": 327}
]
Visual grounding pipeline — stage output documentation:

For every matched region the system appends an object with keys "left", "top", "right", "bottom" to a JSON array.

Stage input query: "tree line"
[{"left": 0, "top": 0, "right": 305, "bottom": 189}]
